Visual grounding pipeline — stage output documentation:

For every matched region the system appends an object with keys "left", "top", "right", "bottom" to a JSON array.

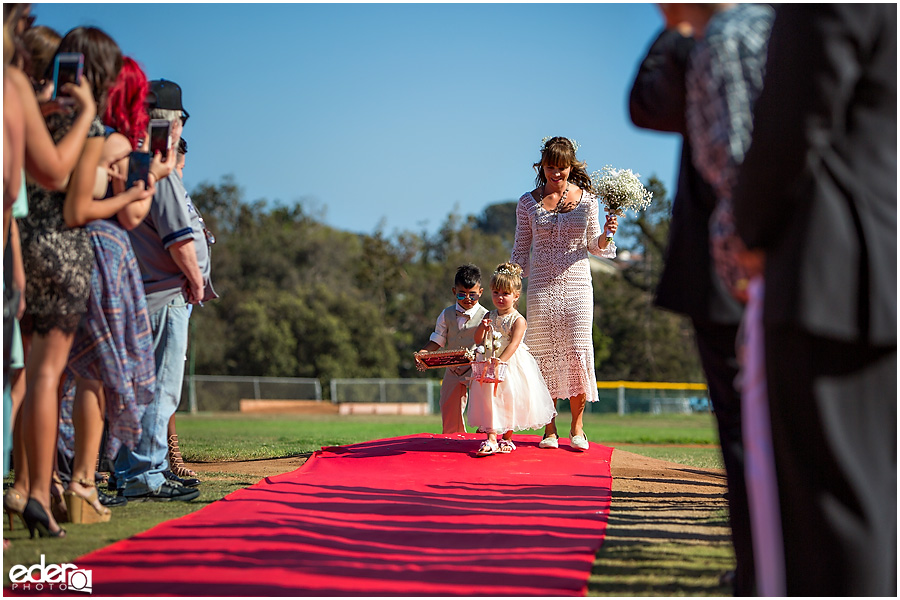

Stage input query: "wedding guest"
[
  {"left": 174, "top": 136, "right": 186, "bottom": 178},
  {"left": 21, "top": 24, "right": 59, "bottom": 99},
  {"left": 62, "top": 56, "right": 167, "bottom": 523},
  {"left": 3, "top": 5, "right": 27, "bottom": 549},
  {"left": 510, "top": 136, "right": 616, "bottom": 451},
  {"left": 733, "top": 4, "right": 897, "bottom": 595},
  {"left": 7, "top": 18, "right": 57, "bottom": 512},
  {"left": 18, "top": 26, "right": 144, "bottom": 538},
  {"left": 4, "top": 135, "right": 29, "bottom": 529},
  {"left": 628, "top": 7, "right": 754, "bottom": 593},
  {"left": 3, "top": 4, "right": 90, "bottom": 530},
  {"left": 661, "top": 3, "right": 775, "bottom": 594},
  {"left": 166, "top": 134, "right": 200, "bottom": 482},
  {"left": 417, "top": 264, "right": 488, "bottom": 434},
  {"left": 683, "top": 2, "right": 774, "bottom": 593},
  {"left": 5, "top": 7, "right": 103, "bottom": 526},
  {"left": 4, "top": 3, "right": 27, "bottom": 479},
  {"left": 115, "top": 78, "right": 214, "bottom": 501}
]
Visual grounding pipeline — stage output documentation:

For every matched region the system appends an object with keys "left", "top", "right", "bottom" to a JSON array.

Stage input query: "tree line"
[{"left": 188, "top": 175, "right": 703, "bottom": 394}]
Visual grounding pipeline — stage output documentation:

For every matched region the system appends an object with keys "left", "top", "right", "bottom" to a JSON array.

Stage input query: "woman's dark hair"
[
  {"left": 55, "top": 26, "right": 122, "bottom": 109},
  {"left": 22, "top": 25, "right": 59, "bottom": 85},
  {"left": 532, "top": 136, "right": 593, "bottom": 192}
]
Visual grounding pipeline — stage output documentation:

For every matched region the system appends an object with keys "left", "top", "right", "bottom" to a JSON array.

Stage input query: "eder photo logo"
[{"left": 8, "top": 554, "right": 93, "bottom": 593}]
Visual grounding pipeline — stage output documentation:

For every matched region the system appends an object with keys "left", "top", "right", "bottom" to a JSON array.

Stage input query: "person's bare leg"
[
  {"left": 10, "top": 365, "right": 28, "bottom": 496},
  {"left": 569, "top": 393, "right": 587, "bottom": 437},
  {"left": 68, "top": 377, "right": 108, "bottom": 515},
  {"left": 23, "top": 329, "right": 74, "bottom": 533},
  {"left": 542, "top": 399, "right": 559, "bottom": 439}
]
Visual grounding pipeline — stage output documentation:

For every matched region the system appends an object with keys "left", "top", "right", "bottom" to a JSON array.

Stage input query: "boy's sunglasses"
[{"left": 456, "top": 292, "right": 480, "bottom": 300}]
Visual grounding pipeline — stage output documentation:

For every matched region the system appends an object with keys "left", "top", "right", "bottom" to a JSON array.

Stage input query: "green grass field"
[
  {"left": 4, "top": 411, "right": 728, "bottom": 594},
  {"left": 176, "top": 411, "right": 723, "bottom": 463}
]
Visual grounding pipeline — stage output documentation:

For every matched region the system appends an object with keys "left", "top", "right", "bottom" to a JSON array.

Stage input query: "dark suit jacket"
[
  {"left": 629, "top": 29, "right": 744, "bottom": 324},
  {"left": 733, "top": 4, "right": 897, "bottom": 345}
]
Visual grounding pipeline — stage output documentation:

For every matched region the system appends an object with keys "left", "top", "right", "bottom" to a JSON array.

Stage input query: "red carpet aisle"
[{"left": 77, "top": 433, "right": 613, "bottom": 596}]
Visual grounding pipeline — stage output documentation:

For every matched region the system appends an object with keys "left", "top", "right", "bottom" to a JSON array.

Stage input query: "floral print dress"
[{"left": 19, "top": 114, "right": 105, "bottom": 336}]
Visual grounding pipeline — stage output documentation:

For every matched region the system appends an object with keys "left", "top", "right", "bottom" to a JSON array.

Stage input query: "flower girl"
[{"left": 468, "top": 263, "right": 557, "bottom": 456}]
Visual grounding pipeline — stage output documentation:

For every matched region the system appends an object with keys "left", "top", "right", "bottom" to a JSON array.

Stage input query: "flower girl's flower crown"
[
  {"left": 495, "top": 266, "right": 517, "bottom": 277},
  {"left": 541, "top": 136, "right": 580, "bottom": 154}
]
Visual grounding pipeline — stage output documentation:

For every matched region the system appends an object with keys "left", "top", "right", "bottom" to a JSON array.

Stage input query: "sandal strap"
[{"left": 168, "top": 434, "right": 186, "bottom": 463}]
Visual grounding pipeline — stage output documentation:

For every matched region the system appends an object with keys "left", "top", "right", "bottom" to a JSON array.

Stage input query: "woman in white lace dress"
[{"left": 510, "top": 137, "right": 617, "bottom": 451}]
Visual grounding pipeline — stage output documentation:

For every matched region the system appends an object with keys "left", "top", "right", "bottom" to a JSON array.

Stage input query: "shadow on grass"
[
  {"left": 190, "top": 451, "right": 314, "bottom": 465},
  {"left": 587, "top": 486, "right": 734, "bottom": 596}
]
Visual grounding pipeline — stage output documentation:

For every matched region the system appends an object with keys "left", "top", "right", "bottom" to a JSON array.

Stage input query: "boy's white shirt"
[{"left": 428, "top": 302, "right": 486, "bottom": 348}]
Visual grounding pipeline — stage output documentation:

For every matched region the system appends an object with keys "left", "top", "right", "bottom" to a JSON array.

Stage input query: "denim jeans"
[{"left": 114, "top": 295, "right": 190, "bottom": 495}]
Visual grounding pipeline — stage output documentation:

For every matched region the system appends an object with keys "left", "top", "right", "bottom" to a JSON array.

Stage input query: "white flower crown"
[{"left": 541, "top": 136, "right": 580, "bottom": 154}]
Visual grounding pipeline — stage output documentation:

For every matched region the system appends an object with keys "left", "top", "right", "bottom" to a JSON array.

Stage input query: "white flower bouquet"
[{"left": 590, "top": 165, "right": 653, "bottom": 240}]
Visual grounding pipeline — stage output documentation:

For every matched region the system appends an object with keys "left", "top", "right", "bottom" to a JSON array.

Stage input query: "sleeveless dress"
[
  {"left": 19, "top": 114, "right": 105, "bottom": 336},
  {"left": 466, "top": 309, "right": 557, "bottom": 434},
  {"left": 510, "top": 190, "right": 615, "bottom": 402},
  {"left": 57, "top": 135, "right": 157, "bottom": 461}
]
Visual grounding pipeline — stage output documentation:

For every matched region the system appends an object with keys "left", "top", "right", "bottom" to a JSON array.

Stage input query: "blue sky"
[{"left": 34, "top": 2, "right": 681, "bottom": 236}]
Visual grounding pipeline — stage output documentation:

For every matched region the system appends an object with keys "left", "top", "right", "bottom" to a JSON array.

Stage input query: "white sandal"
[{"left": 476, "top": 440, "right": 500, "bottom": 456}]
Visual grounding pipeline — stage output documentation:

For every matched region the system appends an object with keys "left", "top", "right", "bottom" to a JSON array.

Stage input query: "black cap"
[{"left": 147, "top": 79, "right": 189, "bottom": 123}]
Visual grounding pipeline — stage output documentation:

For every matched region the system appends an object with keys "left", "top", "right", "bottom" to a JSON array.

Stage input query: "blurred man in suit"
[
  {"left": 733, "top": 5, "right": 897, "bottom": 595},
  {"left": 628, "top": 5, "right": 754, "bottom": 594}
]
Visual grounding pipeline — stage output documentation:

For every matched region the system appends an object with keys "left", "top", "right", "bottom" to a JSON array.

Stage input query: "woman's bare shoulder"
[
  {"left": 6, "top": 66, "right": 30, "bottom": 91},
  {"left": 103, "top": 132, "right": 131, "bottom": 159}
]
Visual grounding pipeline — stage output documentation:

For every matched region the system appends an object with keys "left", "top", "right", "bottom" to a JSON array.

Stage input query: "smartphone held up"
[
  {"left": 50, "top": 52, "right": 84, "bottom": 101},
  {"left": 149, "top": 119, "right": 172, "bottom": 161},
  {"left": 126, "top": 151, "right": 151, "bottom": 190}
]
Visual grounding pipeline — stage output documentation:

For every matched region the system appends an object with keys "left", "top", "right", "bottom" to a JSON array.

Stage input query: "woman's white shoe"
[
  {"left": 538, "top": 435, "right": 559, "bottom": 449},
  {"left": 570, "top": 434, "right": 589, "bottom": 451}
]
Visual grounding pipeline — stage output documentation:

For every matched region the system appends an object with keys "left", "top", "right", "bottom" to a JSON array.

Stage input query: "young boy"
[{"left": 420, "top": 264, "right": 488, "bottom": 434}]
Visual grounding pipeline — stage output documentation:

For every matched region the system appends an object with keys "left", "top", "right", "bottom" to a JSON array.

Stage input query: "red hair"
[{"left": 103, "top": 56, "right": 149, "bottom": 150}]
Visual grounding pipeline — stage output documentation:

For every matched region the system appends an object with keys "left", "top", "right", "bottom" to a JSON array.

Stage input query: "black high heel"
[{"left": 22, "top": 499, "right": 66, "bottom": 539}]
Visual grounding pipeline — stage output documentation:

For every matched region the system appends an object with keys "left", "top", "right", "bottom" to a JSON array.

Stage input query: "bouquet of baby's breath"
[{"left": 590, "top": 165, "right": 653, "bottom": 240}]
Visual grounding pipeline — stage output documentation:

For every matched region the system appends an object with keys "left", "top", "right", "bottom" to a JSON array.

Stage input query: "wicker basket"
[
  {"left": 470, "top": 360, "right": 508, "bottom": 383},
  {"left": 414, "top": 347, "right": 476, "bottom": 371}
]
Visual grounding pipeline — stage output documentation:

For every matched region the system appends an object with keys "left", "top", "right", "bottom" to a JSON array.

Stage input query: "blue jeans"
[{"left": 114, "top": 295, "right": 190, "bottom": 495}]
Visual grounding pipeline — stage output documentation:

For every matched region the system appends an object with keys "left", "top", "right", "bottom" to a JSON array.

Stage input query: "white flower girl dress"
[{"left": 467, "top": 309, "right": 557, "bottom": 434}]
